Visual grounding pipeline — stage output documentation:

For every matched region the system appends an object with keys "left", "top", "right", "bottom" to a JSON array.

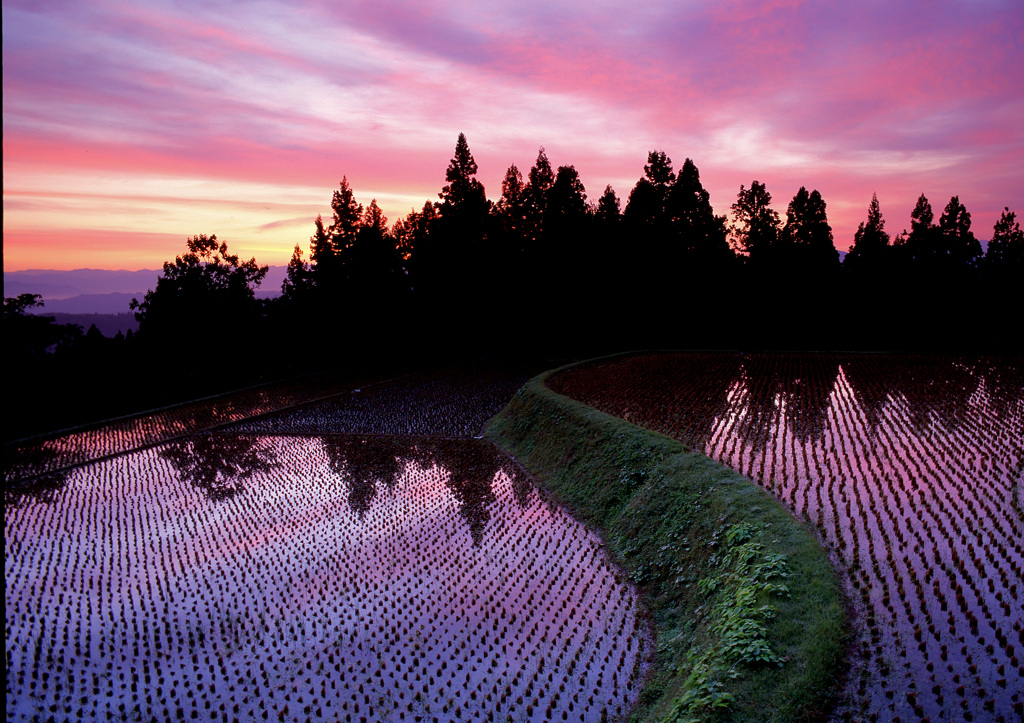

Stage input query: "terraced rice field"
[
  {"left": 550, "top": 353, "right": 1024, "bottom": 722},
  {"left": 6, "top": 366, "right": 649, "bottom": 723}
]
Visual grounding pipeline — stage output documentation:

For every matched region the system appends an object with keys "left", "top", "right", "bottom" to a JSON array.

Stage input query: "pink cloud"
[{"left": 3, "top": 0, "right": 1022, "bottom": 271}]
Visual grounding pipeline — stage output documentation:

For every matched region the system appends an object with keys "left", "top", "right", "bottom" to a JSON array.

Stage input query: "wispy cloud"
[{"left": 3, "top": 0, "right": 1022, "bottom": 269}]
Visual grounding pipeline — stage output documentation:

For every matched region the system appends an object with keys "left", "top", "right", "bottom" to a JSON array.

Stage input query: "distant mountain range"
[
  {"left": 5, "top": 266, "right": 287, "bottom": 315},
  {"left": 5, "top": 266, "right": 287, "bottom": 337}
]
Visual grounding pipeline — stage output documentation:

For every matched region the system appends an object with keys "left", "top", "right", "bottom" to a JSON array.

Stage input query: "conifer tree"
[
  {"left": 328, "top": 177, "right": 363, "bottom": 254},
  {"left": 846, "top": 193, "right": 890, "bottom": 273},
  {"left": 985, "top": 207, "right": 1024, "bottom": 273},
  {"left": 783, "top": 187, "right": 838, "bottom": 273},
  {"left": 439, "top": 132, "right": 487, "bottom": 219},
  {"left": 731, "top": 181, "right": 780, "bottom": 264},
  {"left": 938, "top": 195, "right": 982, "bottom": 269},
  {"left": 595, "top": 185, "right": 620, "bottom": 227},
  {"left": 524, "top": 148, "right": 555, "bottom": 243},
  {"left": 667, "top": 158, "right": 730, "bottom": 262}
]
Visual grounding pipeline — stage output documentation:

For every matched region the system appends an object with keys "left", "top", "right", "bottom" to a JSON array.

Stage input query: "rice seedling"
[
  {"left": 5, "top": 431, "right": 648, "bottom": 721},
  {"left": 550, "top": 352, "right": 1023, "bottom": 721}
]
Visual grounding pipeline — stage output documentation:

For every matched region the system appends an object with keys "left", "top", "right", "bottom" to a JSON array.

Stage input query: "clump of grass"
[{"left": 486, "top": 367, "right": 848, "bottom": 722}]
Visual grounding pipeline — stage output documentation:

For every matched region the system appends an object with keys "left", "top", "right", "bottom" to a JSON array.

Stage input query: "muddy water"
[{"left": 6, "top": 434, "right": 648, "bottom": 722}]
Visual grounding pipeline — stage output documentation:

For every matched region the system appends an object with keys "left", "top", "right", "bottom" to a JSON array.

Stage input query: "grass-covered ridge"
[{"left": 485, "top": 365, "right": 848, "bottom": 722}]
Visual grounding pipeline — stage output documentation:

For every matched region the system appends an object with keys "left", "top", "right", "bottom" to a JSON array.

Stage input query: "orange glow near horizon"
[{"left": 4, "top": 1, "right": 1022, "bottom": 272}]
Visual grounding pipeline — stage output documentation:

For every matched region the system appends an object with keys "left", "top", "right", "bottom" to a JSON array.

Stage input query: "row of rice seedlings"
[
  {"left": 7, "top": 366, "right": 535, "bottom": 501},
  {"left": 551, "top": 353, "right": 1023, "bottom": 721},
  {"left": 6, "top": 435, "right": 648, "bottom": 722},
  {"left": 232, "top": 367, "right": 534, "bottom": 439},
  {"left": 5, "top": 373, "right": 362, "bottom": 484}
]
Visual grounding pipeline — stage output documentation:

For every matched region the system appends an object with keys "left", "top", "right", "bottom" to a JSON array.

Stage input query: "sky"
[{"left": 3, "top": 0, "right": 1023, "bottom": 272}]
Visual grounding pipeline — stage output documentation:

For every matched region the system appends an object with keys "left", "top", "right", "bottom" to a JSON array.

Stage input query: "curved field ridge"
[
  {"left": 486, "top": 366, "right": 847, "bottom": 722},
  {"left": 548, "top": 352, "right": 1024, "bottom": 722},
  {"left": 5, "top": 434, "right": 649, "bottom": 722}
]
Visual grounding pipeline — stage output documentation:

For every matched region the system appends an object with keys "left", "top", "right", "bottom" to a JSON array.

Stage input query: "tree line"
[
  {"left": 5, "top": 133, "right": 1021, "bottom": 438},
  {"left": 271, "top": 132, "right": 1021, "bottom": 353}
]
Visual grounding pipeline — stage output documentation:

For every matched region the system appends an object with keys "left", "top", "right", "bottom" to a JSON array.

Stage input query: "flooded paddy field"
[
  {"left": 7, "top": 365, "right": 648, "bottom": 722},
  {"left": 231, "top": 365, "right": 539, "bottom": 438},
  {"left": 5, "top": 362, "right": 541, "bottom": 486},
  {"left": 550, "top": 353, "right": 1024, "bottom": 722}
]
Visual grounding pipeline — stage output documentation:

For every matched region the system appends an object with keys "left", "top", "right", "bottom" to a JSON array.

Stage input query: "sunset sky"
[{"left": 4, "top": 0, "right": 1023, "bottom": 271}]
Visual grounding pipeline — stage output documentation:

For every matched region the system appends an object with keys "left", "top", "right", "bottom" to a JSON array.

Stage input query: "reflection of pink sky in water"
[
  {"left": 707, "top": 367, "right": 1023, "bottom": 720},
  {"left": 6, "top": 436, "right": 648, "bottom": 722},
  {"left": 552, "top": 354, "right": 1024, "bottom": 722}
]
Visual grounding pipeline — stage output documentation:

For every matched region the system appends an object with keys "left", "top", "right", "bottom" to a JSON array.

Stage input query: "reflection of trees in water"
[
  {"left": 5, "top": 443, "right": 71, "bottom": 506},
  {"left": 636, "top": 354, "right": 739, "bottom": 449},
  {"left": 548, "top": 353, "right": 741, "bottom": 450},
  {"left": 160, "top": 434, "right": 277, "bottom": 502},
  {"left": 410, "top": 441, "right": 518, "bottom": 547},
  {"left": 877, "top": 356, "right": 982, "bottom": 434},
  {"left": 322, "top": 436, "right": 407, "bottom": 517},
  {"left": 786, "top": 355, "right": 840, "bottom": 442},
  {"left": 842, "top": 356, "right": 894, "bottom": 438},
  {"left": 5, "top": 468, "right": 71, "bottom": 507},
  {"left": 978, "top": 357, "right": 1024, "bottom": 423},
  {"left": 322, "top": 436, "right": 526, "bottom": 545},
  {"left": 736, "top": 354, "right": 840, "bottom": 449}
]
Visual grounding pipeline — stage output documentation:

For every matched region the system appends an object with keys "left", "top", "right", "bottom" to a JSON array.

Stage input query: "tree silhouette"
[
  {"left": 731, "top": 181, "right": 780, "bottom": 265},
  {"left": 396, "top": 133, "right": 492, "bottom": 349},
  {"left": 845, "top": 193, "right": 890, "bottom": 275},
  {"left": 495, "top": 164, "right": 528, "bottom": 236},
  {"left": 524, "top": 147, "right": 555, "bottom": 245},
  {"left": 666, "top": 158, "right": 732, "bottom": 265},
  {"left": 781, "top": 187, "right": 839, "bottom": 278},
  {"left": 130, "top": 234, "right": 268, "bottom": 376},
  {"left": 842, "top": 194, "right": 896, "bottom": 347},
  {"left": 624, "top": 150, "right": 675, "bottom": 233},
  {"left": 985, "top": 207, "right": 1024, "bottom": 279},
  {"left": 5, "top": 293, "right": 82, "bottom": 360},
  {"left": 980, "top": 208, "right": 1024, "bottom": 349},
  {"left": 621, "top": 151, "right": 678, "bottom": 315},
  {"left": 394, "top": 200, "right": 439, "bottom": 282},
  {"left": 894, "top": 193, "right": 938, "bottom": 271},
  {"left": 439, "top": 133, "right": 489, "bottom": 219},
  {"left": 281, "top": 242, "right": 315, "bottom": 306},
  {"left": 595, "top": 185, "right": 621, "bottom": 227},
  {"left": 937, "top": 195, "right": 982, "bottom": 270},
  {"left": 490, "top": 164, "right": 531, "bottom": 299},
  {"left": 329, "top": 177, "right": 364, "bottom": 255},
  {"left": 644, "top": 150, "right": 676, "bottom": 187}
]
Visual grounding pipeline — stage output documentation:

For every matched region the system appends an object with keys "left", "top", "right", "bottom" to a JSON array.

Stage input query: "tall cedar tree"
[
  {"left": 894, "top": 193, "right": 937, "bottom": 271},
  {"left": 731, "top": 181, "right": 780, "bottom": 264},
  {"left": 984, "top": 208, "right": 1024, "bottom": 277},
  {"left": 524, "top": 148, "right": 555, "bottom": 246},
  {"left": 782, "top": 187, "right": 839, "bottom": 275},
  {"left": 937, "top": 195, "right": 982, "bottom": 270},
  {"left": 439, "top": 133, "right": 488, "bottom": 220},
  {"left": 845, "top": 193, "right": 890, "bottom": 275},
  {"left": 667, "top": 158, "right": 731, "bottom": 263}
]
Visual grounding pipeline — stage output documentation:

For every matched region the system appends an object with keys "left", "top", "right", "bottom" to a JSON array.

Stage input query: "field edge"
[{"left": 485, "top": 363, "right": 849, "bottom": 722}]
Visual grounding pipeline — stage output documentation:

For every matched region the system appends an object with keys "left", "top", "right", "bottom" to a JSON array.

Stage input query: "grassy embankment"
[{"left": 485, "top": 365, "right": 848, "bottom": 722}]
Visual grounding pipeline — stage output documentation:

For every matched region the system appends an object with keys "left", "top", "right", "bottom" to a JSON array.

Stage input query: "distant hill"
[
  {"left": 5, "top": 266, "right": 286, "bottom": 315},
  {"left": 4, "top": 268, "right": 163, "bottom": 300},
  {"left": 31, "top": 292, "right": 140, "bottom": 315},
  {"left": 50, "top": 313, "right": 139, "bottom": 338}
]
